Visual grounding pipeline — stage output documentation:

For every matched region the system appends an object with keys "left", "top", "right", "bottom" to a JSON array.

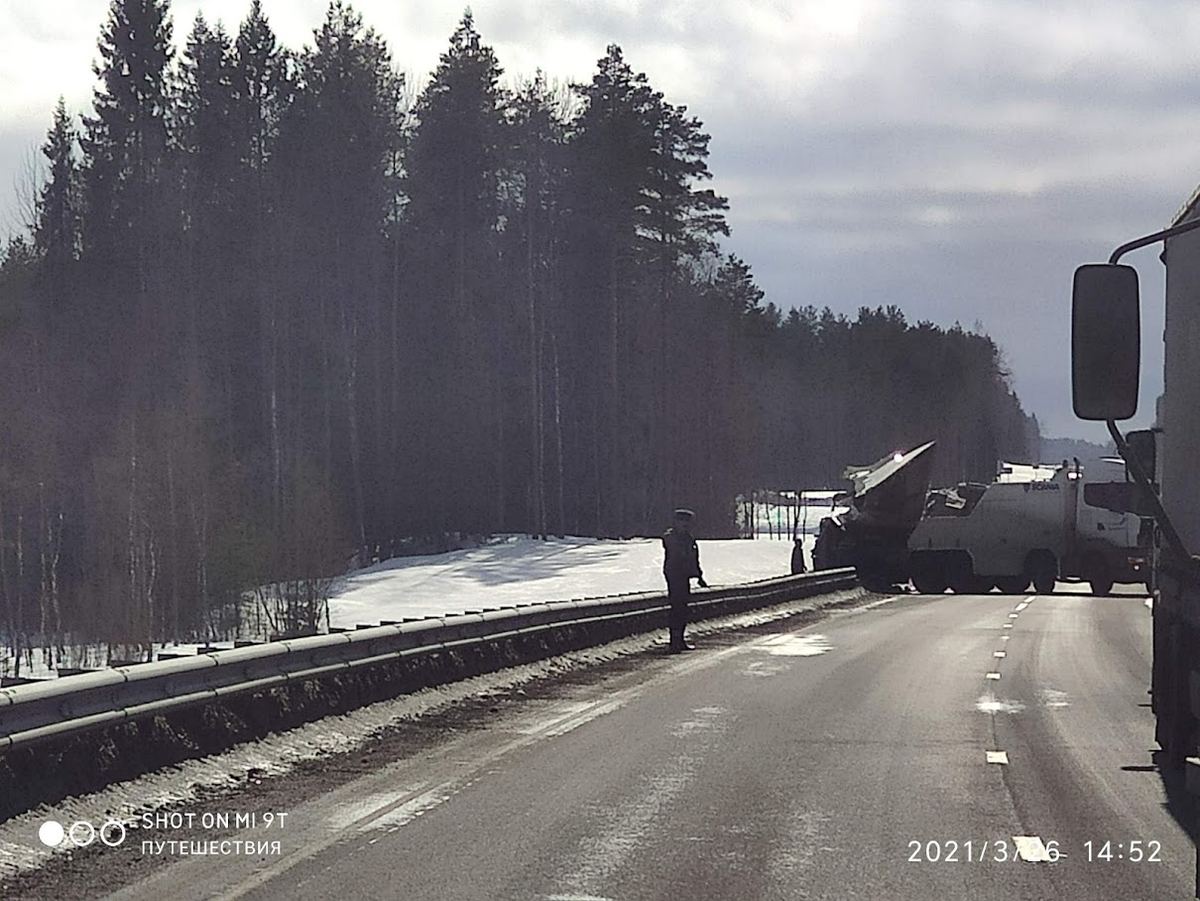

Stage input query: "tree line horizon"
[{"left": 0, "top": 0, "right": 1037, "bottom": 658}]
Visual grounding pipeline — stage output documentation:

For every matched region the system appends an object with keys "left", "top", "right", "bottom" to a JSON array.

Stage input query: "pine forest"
[{"left": 0, "top": 1, "right": 1038, "bottom": 654}]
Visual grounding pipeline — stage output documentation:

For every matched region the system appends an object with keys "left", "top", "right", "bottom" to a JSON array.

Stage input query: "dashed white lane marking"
[
  {"left": 986, "top": 751, "right": 1009, "bottom": 764},
  {"left": 993, "top": 651, "right": 1006, "bottom": 658},
  {"left": 1008, "top": 613, "right": 1019, "bottom": 619},
  {"left": 1001, "top": 635, "right": 1010, "bottom": 641},
  {"left": 1002, "top": 623, "right": 1013, "bottom": 629},
  {"left": 1014, "top": 836, "right": 1053, "bottom": 861},
  {"left": 986, "top": 672, "right": 1001, "bottom": 680},
  {"left": 1038, "top": 689, "right": 1070, "bottom": 708},
  {"left": 976, "top": 694, "right": 1024, "bottom": 714},
  {"left": 1015, "top": 603, "right": 1028, "bottom": 611}
]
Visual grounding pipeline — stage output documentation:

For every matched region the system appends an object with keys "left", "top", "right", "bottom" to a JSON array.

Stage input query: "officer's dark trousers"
[{"left": 666, "top": 576, "right": 690, "bottom": 650}]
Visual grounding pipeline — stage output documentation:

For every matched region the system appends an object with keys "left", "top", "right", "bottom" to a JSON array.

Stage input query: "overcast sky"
[{"left": 3, "top": 0, "right": 1198, "bottom": 444}]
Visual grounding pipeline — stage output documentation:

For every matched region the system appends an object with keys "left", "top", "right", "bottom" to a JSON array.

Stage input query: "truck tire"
[
  {"left": 911, "top": 572, "right": 946, "bottom": 594},
  {"left": 910, "top": 556, "right": 947, "bottom": 594},
  {"left": 1027, "top": 552, "right": 1057, "bottom": 594},
  {"left": 996, "top": 575, "right": 1029, "bottom": 594},
  {"left": 943, "top": 552, "right": 979, "bottom": 594},
  {"left": 1085, "top": 556, "right": 1113, "bottom": 597}
]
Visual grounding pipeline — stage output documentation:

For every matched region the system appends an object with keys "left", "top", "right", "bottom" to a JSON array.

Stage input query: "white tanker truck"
[
  {"left": 906, "top": 455, "right": 1148, "bottom": 595},
  {"left": 814, "top": 442, "right": 1149, "bottom": 595}
]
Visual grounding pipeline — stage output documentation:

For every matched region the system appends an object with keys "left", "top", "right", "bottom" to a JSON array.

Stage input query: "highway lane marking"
[
  {"left": 208, "top": 683, "right": 662, "bottom": 900},
  {"left": 1001, "top": 635, "right": 1010, "bottom": 641},
  {"left": 553, "top": 708, "right": 729, "bottom": 899},
  {"left": 986, "top": 672, "right": 1001, "bottom": 680},
  {"left": 1008, "top": 613, "right": 1019, "bottom": 618},
  {"left": 852, "top": 595, "right": 900, "bottom": 612},
  {"left": 986, "top": 751, "right": 1009, "bottom": 764},
  {"left": 993, "top": 651, "right": 1006, "bottom": 658},
  {"left": 1002, "top": 623, "right": 1013, "bottom": 629},
  {"left": 1015, "top": 603, "right": 1028, "bottom": 611},
  {"left": 1037, "top": 689, "right": 1070, "bottom": 708},
  {"left": 1013, "top": 835, "right": 1053, "bottom": 861},
  {"left": 207, "top": 632, "right": 774, "bottom": 900},
  {"left": 976, "top": 694, "right": 1024, "bottom": 714},
  {"left": 542, "top": 699, "right": 628, "bottom": 737},
  {"left": 119, "top": 601, "right": 889, "bottom": 900}
]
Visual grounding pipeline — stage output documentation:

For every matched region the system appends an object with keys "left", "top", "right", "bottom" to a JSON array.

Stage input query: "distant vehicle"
[{"left": 813, "top": 443, "right": 1149, "bottom": 594}]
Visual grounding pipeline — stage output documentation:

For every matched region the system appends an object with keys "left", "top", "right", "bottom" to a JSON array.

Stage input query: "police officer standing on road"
[{"left": 662, "top": 508, "right": 707, "bottom": 653}]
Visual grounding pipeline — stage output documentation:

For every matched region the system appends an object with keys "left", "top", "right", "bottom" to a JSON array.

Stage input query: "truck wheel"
[
  {"left": 944, "top": 553, "right": 978, "bottom": 594},
  {"left": 996, "top": 576, "right": 1029, "bottom": 594},
  {"left": 910, "top": 565, "right": 947, "bottom": 594},
  {"left": 1085, "top": 557, "right": 1113, "bottom": 597},
  {"left": 1027, "top": 553, "right": 1056, "bottom": 594},
  {"left": 911, "top": 575, "right": 946, "bottom": 594}
]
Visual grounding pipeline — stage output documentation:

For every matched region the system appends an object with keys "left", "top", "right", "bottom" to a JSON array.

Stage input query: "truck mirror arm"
[
  {"left": 1108, "top": 217, "right": 1200, "bottom": 265},
  {"left": 1107, "top": 419, "right": 1189, "bottom": 561},
  {"left": 1103, "top": 217, "right": 1200, "bottom": 566}
]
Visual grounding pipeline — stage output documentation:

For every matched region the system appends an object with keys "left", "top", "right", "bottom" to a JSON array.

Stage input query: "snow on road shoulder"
[{"left": 327, "top": 536, "right": 806, "bottom": 630}]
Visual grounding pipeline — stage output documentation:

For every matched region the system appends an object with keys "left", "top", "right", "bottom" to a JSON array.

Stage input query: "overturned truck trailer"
[{"left": 812, "top": 441, "right": 937, "bottom": 590}]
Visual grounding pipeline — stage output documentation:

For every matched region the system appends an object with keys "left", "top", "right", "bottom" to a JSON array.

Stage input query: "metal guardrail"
[{"left": 0, "top": 568, "right": 856, "bottom": 753}]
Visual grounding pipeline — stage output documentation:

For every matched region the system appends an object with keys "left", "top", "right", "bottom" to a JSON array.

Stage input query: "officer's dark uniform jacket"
[{"left": 662, "top": 528, "right": 702, "bottom": 582}]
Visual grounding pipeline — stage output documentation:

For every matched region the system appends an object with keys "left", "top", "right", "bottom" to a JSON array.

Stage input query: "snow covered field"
[
  {"left": 326, "top": 535, "right": 812, "bottom": 630},
  {"left": 2, "top": 535, "right": 820, "bottom": 679}
]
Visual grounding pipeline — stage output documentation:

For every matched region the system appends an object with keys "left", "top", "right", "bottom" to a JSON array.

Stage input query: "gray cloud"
[{"left": 2, "top": 0, "right": 1196, "bottom": 443}]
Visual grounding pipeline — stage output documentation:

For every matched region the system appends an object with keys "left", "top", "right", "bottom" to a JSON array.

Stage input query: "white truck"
[
  {"left": 906, "top": 457, "right": 1149, "bottom": 595},
  {"left": 812, "top": 442, "right": 1149, "bottom": 595}
]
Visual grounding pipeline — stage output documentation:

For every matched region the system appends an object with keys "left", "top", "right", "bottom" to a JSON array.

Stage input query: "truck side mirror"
[{"left": 1071, "top": 263, "right": 1140, "bottom": 420}]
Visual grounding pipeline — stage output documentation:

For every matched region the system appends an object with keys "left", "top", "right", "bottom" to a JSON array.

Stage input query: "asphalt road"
[{"left": 97, "top": 584, "right": 1191, "bottom": 901}]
